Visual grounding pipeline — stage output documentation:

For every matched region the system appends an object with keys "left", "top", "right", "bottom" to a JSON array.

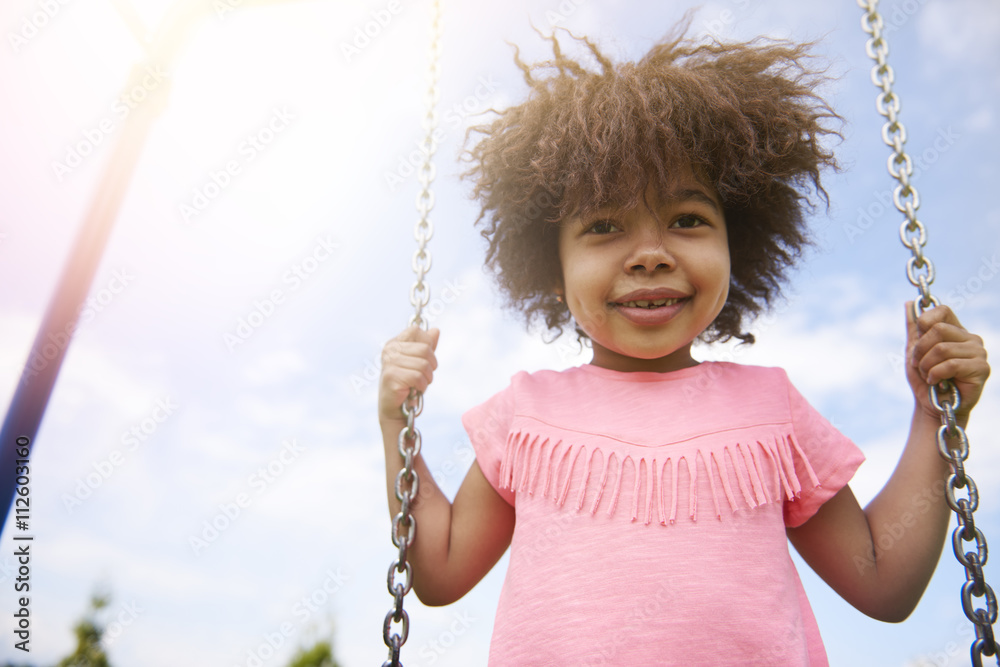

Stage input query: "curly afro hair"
[{"left": 462, "top": 19, "right": 841, "bottom": 344}]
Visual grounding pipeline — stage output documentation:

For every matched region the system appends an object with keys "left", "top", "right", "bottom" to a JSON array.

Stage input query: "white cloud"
[
  {"left": 918, "top": 0, "right": 1000, "bottom": 64},
  {"left": 698, "top": 276, "right": 908, "bottom": 404},
  {"left": 240, "top": 348, "right": 308, "bottom": 386},
  {"left": 966, "top": 105, "right": 995, "bottom": 132}
]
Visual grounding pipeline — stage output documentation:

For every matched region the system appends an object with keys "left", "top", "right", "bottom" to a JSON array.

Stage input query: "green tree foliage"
[
  {"left": 31, "top": 587, "right": 344, "bottom": 667},
  {"left": 286, "top": 640, "right": 340, "bottom": 667},
  {"left": 55, "top": 593, "right": 111, "bottom": 667}
]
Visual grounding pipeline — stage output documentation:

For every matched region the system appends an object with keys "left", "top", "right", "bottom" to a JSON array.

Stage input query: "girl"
[{"left": 378, "top": 26, "right": 990, "bottom": 666}]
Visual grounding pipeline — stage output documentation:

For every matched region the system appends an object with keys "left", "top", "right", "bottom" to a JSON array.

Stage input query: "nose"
[{"left": 625, "top": 224, "right": 675, "bottom": 273}]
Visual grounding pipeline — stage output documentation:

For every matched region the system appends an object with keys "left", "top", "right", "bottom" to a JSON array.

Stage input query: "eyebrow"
[
  {"left": 572, "top": 186, "right": 723, "bottom": 224},
  {"left": 665, "top": 188, "right": 723, "bottom": 214}
]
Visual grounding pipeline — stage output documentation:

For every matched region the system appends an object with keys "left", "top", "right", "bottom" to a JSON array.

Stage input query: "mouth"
[
  {"left": 611, "top": 288, "right": 690, "bottom": 309},
  {"left": 609, "top": 289, "right": 690, "bottom": 325},
  {"left": 616, "top": 297, "right": 684, "bottom": 309}
]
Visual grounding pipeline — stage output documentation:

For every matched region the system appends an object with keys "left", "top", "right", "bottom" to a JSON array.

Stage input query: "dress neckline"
[{"left": 575, "top": 360, "right": 718, "bottom": 382}]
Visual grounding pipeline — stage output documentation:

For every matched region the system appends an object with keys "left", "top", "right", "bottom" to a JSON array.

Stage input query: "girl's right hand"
[{"left": 378, "top": 326, "right": 440, "bottom": 425}]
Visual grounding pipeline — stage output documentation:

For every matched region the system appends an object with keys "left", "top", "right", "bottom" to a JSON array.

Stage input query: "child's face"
[{"left": 557, "top": 175, "right": 730, "bottom": 372}]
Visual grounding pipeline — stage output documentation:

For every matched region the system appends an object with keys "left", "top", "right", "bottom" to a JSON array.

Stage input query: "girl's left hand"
[{"left": 906, "top": 301, "right": 990, "bottom": 420}]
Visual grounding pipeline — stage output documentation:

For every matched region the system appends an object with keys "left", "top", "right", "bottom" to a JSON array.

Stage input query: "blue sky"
[{"left": 0, "top": 0, "right": 998, "bottom": 665}]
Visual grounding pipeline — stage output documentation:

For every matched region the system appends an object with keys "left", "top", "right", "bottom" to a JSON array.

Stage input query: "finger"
[
  {"left": 924, "top": 357, "right": 990, "bottom": 393},
  {"left": 918, "top": 343, "right": 970, "bottom": 385},
  {"left": 912, "top": 323, "right": 982, "bottom": 365},
  {"left": 394, "top": 324, "right": 429, "bottom": 343},
  {"left": 905, "top": 301, "right": 920, "bottom": 348},
  {"left": 384, "top": 364, "right": 434, "bottom": 396},
  {"left": 916, "top": 340, "right": 988, "bottom": 386},
  {"left": 392, "top": 325, "right": 440, "bottom": 353},
  {"left": 407, "top": 325, "right": 440, "bottom": 344},
  {"left": 391, "top": 351, "right": 438, "bottom": 384},
  {"left": 381, "top": 340, "right": 438, "bottom": 373},
  {"left": 381, "top": 347, "right": 438, "bottom": 387},
  {"left": 915, "top": 304, "right": 963, "bottom": 335}
]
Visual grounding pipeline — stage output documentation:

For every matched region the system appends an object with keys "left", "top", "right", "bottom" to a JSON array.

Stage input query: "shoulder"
[
  {"left": 510, "top": 366, "right": 581, "bottom": 389},
  {"left": 678, "top": 361, "right": 791, "bottom": 396},
  {"left": 702, "top": 361, "right": 790, "bottom": 384},
  {"left": 463, "top": 367, "right": 578, "bottom": 418},
  {"left": 674, "top": 362, "right": 799, "bottom": 424}
]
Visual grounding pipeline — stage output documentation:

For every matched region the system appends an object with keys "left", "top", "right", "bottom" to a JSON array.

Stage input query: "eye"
[
  {"left": 671, "top": 214, "right": 707, "bottom": 229},
  {"left": 586, "top": 219, "right": 621, "bottom": 235}
]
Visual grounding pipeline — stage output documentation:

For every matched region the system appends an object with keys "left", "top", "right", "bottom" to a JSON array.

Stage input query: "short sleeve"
[
  {"left": 783, "top": 375, "right": 866, "bottom": 527},
  {"left": 461, "top": 379, "right": 517, "bottom": 506}
]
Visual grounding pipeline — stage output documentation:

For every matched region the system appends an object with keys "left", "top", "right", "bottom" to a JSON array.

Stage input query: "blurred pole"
[
  {"left": 0, "top": 63, "right": 171, "bottom": 538},
  {"left": 0, "top": 0, "right": 323, "bottom": 537}
]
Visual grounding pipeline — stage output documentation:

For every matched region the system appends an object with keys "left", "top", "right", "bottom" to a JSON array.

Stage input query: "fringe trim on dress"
[{"left": 498, "top": 430, "right": 820, "bottom": 523}]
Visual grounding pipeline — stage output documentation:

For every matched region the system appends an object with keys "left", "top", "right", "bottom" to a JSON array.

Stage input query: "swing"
[
  {"left": 857, "top": 3, "right": 997, "bottom": 665},
  {"left": 380, "top": 1, "right": 440, "bottom": 665},
  {"left": 381, "top": 2, "right": 997, "bottom": 666}
]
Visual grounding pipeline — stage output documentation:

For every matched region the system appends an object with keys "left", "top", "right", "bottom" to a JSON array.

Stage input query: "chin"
[{"left": 612, "top": 343, "right": 687, "bottom": 361}]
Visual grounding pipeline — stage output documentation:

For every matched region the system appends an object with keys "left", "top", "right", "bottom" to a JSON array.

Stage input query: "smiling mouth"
[{"left": 616, "top": 297, "right": 684, "bottom": 309}]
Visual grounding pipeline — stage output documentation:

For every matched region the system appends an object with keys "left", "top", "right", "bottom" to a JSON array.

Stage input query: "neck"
[{"left": 589, "top": 344, "right": 699, "bottom": 373}]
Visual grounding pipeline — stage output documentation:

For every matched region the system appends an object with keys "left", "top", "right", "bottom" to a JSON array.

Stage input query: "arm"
[
  {"left": 786, "top": 303, "right": 990, "bottom": 623},
  {"left": 379, "top": 326, "right": 515, "bottom": 606}
]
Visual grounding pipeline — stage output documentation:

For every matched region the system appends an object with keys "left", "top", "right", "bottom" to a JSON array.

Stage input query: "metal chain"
[
  {"left": 408, "top": 0, "right": 442, "bottom": 331},
  {"left": 382, "top": 1, "right": 441, "bottom": 665},
  {"left": 858, "top": 3, "right": 998, "bottom": 665}
]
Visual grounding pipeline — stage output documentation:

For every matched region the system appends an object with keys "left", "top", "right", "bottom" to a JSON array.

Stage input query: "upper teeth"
[{"left": 621, "top": 298, "right": 680, "bottom": 308}]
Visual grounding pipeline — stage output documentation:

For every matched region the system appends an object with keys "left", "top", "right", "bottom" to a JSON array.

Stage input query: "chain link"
[
  {"left": 382, "top": 2, "right": 441, "bottom": 665},
  {"left": 409, "top": 0, "right": 442, "bottom": 331},
  {"left": 858, "top": 2, "right": 998, "bottom": 664}
]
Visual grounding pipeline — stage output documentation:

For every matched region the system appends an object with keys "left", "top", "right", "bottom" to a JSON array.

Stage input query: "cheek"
[
  {"left": 719, "top": 256, "right": 732, "bottom": 294},
  {"left": 715, "top": 255, "right": 732, "bottom": 311},
  {"left": 565, "top": 283, "right": 610, "bottom": 329},
  {"left": 561, "top": 264, "right": 612, "bottom": 331},
  {"left": 712, "top": 242, "right": 731, "bottom": 284},
  {"left": 584, "top": 308, "right": 611, "bottom": 332},
  {"left": 699, "top": 245, "right": 731, "bottom": 310}
]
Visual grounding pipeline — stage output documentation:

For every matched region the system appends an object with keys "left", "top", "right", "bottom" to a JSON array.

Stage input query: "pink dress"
[{"left": 462, "top": 361, "right": 865, "bottom": 666}]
